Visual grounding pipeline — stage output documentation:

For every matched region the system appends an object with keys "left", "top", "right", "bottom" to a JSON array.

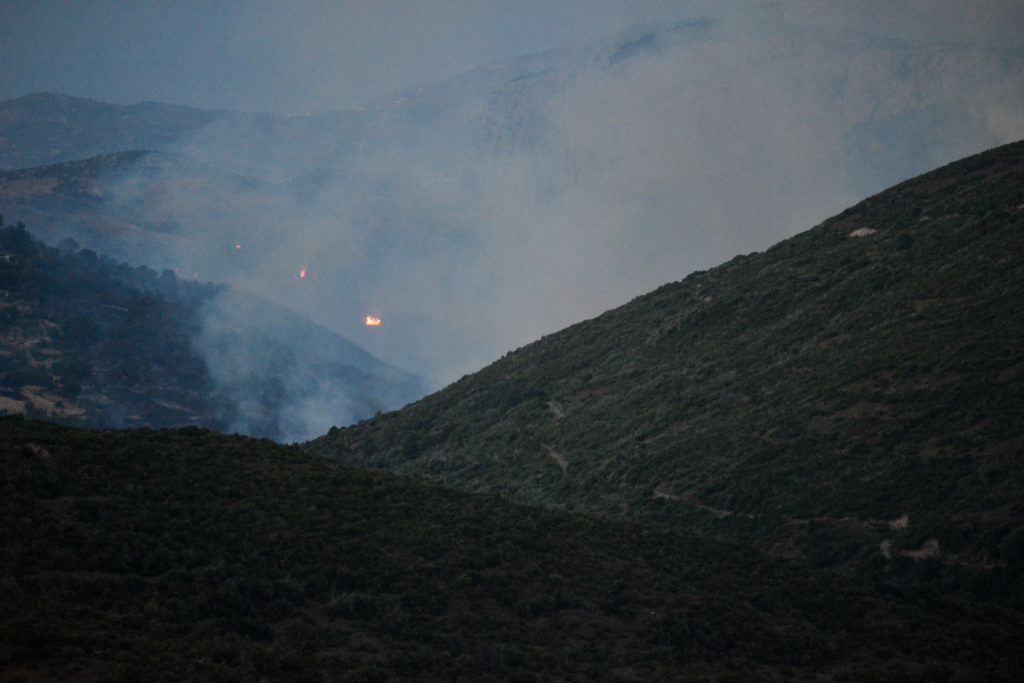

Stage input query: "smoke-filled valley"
[
  {"left": 2, "top": 8, "right": 1023, "bottom": 436},
  {"left": 0, "top": 220, "right": 427, "bottom": 440}
]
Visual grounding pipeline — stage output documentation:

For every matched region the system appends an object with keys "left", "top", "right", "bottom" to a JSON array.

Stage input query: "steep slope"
[
  {"left": 3, "top": 416, "right": 1022, "bottom": 680},
  {"left": 0, "top": 222, "right": 427, "bottom": 440},
  {"left": 310, "top": 141, "right": 1024, "bottom": 601}
]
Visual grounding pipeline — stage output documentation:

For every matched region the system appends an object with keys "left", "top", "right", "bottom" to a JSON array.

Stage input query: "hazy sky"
[{"left": 4, "top": 1, "right": 1022, "bottom": 114}]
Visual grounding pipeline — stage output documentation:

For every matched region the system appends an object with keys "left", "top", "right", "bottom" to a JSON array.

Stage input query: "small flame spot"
[
  {"left": 235, "top": 244, "right": 241, "bottom": 249},
  {"left": 299, "top": 269, "right": 307, "bottom": 278},
  {"left": 365, "top": 316, "right": 381, "bottom": 326}
]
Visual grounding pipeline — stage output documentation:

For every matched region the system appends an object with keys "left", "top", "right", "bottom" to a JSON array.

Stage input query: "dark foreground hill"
[
  {"left": 3, "top": 416, "right": 1023, "bottom": 680},
  {"left": 0, "top": 221, "right": 427, "bottom": 440},
  {"left": 310, "top": 142, "right": 1024, "bottom": 605}
]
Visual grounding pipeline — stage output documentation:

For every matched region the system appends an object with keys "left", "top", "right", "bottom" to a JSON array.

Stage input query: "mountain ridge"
[
  {"left": 309, "top": 140, "right": 1024, "bottom": 601},
  {"left": 0, "top": 93, "right": 225, "bottom": 171}
]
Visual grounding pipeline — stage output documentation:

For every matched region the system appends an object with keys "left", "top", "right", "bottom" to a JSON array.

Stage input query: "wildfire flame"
[
  {"left": 365, "top": 315, "right": 381, "bottom": 326},
  {"left": 299, "top": 269, "right": 307, "bottom": 278}
]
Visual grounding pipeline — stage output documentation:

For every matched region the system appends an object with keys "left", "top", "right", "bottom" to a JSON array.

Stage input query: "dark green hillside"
[
  {"left": 310, "top": 141, "right": 1024, "bottom": 601},
  {"left": 3, "top": 416, "right": 1022, "bottom": 680}
]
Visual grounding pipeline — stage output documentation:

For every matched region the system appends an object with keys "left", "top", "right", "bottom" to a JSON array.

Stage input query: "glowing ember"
[
  {"left": 365, "top": 316, "right": 382, "bottom": 326},
  {"left": 299, "top": 269, "right": 307, "bottom": 278},
  {"left": 235, "top": 244, "right": 241, "bottom": 249}
]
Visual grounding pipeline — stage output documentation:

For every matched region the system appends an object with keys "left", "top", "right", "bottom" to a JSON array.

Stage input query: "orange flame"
[
  {"left": 365, "top": 315, "right": 381, "bottom": 326},
  {"left": 299, "top": 269, "right": 307, "bottom": 278}
]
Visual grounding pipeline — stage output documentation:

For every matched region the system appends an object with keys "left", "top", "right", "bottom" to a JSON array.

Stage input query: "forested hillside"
[
  {"left": 3, "top": 416, "right": 1022, "bottom": 680},
  {"left": 0, "top": 219, "right": 220, "bottom": 428}
]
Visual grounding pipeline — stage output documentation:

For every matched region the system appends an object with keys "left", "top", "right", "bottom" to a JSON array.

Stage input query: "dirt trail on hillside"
[
  {"left": 653, "top": 488, "right": 752, "bottom": 519},
  {"left": 540, "top": 443, "right": 568, "bottom": 475}
]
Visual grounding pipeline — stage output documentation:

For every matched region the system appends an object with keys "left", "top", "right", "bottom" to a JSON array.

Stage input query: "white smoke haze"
[
  {"left": 95, "top": 5, "right": 1024, "bottom": 415},
  {"left": 191, "top": 287, "right": 427, "bottom": 441}
]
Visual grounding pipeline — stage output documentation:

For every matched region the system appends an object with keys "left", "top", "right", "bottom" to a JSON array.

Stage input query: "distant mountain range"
[
  {"left": 0, "top": 93, "right": 221, "bottom": 171},
  {"left": 3, "top": 19, "right": 1021, "bottom": 178},
  {"left": 310, "top": 140, "right": 1024, "bottom": 606}
]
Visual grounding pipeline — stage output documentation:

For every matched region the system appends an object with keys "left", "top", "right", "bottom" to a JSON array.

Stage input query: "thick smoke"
[
  {"left": 192, "top": 288, "right": 425, "bottom": 442},
  {"left": 102, "top": 8, "right": 1024, "bottom": 423}
]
